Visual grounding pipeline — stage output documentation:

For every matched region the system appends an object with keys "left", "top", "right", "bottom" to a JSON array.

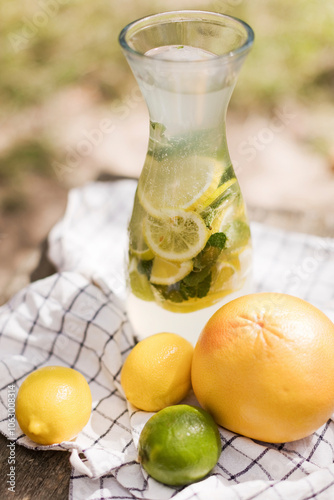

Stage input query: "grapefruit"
[{"left": 191, "top": 292, "right": 334, "bottom": 443}]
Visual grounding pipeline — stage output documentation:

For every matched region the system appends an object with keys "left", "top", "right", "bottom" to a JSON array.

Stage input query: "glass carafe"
[{"left": 119, "top": 11, "right": 254, "bottom": 344}]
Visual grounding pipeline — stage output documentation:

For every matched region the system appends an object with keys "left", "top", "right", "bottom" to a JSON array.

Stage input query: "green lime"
[
  {"left": 129, "top": 258, "right": 154, "bottom": 301},
  {"left": 225, "top": 220, "right": 251, "bottom": 252},
  {"left": 128, "top": 196, "right": 155, "bottom": 261},
  {"left": 138, "top": 404, "right": 221, "bottom": 486}
]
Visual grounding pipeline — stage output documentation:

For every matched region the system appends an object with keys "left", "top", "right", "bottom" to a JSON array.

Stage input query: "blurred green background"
[
  {"left": 1, "top": 0, "right": 334, "bottom": 196},
  {"left": 0, "top": 0, "right": 334, "bottom": 301}
]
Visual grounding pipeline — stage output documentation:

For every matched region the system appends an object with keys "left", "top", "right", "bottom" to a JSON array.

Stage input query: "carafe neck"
[{"left": 125, "top": 52, "right": 245, "bottom": 135}]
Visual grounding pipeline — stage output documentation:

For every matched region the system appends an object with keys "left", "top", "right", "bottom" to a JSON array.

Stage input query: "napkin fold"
[{"left": 1, "top": 179, "right": 334, "bottom": 500}]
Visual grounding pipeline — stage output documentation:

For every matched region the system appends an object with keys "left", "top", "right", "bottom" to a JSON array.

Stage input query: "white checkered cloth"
[{"left": 1, "top": 179, "right": 334, "bottom": 500}]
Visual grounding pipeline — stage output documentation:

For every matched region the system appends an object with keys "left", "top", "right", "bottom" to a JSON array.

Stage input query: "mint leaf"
[
  {"left": 193, "top": 232, "right": 226, "bottom": 271},
  {"left": 137, "top": 259, "right": 153, "bottom": 279},
  {"left": 153, "top": 266, "right": 213, "bottom": 302},
  {"left": 182, "top": 267, "right": 211, "bottom": 286},
  {"left": 180, "top": 272, "right": 212, "bottom": 299},
  {"left": 150, "top": 233, "right": 226, "bottom": 303},
  {"left": 176, "top": 232, "right": 226, "bottom": 299},
  {"left": 218, "top": 165, "right": 235, "bottom": 187},
  {"left": 206, "top": 232, "right": 227, "bottom": 249},
  {"left": 150, "top": 121, "right": 166, "bottom": 134},
  {"left": 201, "top": 189, "right": 234, "bottom": 228},
  {"left": 153, "top": 284, "right": 188, "bottom": 303},
  {"left": 178, "top": 232, "right": 226, "bottom": 297}
]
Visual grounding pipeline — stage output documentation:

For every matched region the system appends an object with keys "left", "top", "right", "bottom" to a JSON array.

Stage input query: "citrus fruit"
[
  {"left": 156, "top": 288, "right": 234, "bottom": 314},
  {"left": 15, "top": 366, "right": 92, "bottom": 445},
  {"left": 150, "top": 256, "right": 193, "bottom": 285},
  {"left": 209, "top": 194, "right": 241, "bottom": 233},
  {"left": 191, "top": 293, "right": 334, "bottom": 443},
  {"left": 138, "top": 404, "right": 221, "bottom": 486},
  {"left": 224, "top": 220, "right": 251, "bottom": 253},
  {"left": 210, "top": 261, "right": 237, "bottom": 293},
  {"left": 128, "top": 196, "right": 155, "bottom": 260},
  {"left": 199, "top": 177, "right": 237, "bottom": 211},
  {"left": 129, "top": 268, "right": 154, "bottom": 301},
  {"left": 120, "top": 333, "right": 193, "bottom": 412},
  {"left": 128, "top": 257, "right": 154, "bottom": 301},
  {"left": 143, "top": 210, "right": 208, "bottom": 262},
  {"left": 138, "top": 156, "right": 222, "bottom": 217}
]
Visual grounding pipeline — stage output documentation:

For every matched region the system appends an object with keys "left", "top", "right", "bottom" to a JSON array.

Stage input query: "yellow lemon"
[
  {"left": 15, "top": 366, "right": 92, "bottom": 445},
  {"left": 143, "top": 210, "right": 208, "bottom": 262},
  {"left": 150, "top": 256, "right": 193, "bottom": 285},
  {"left": 199, "top": 177, "right": 237, "bottom": 211},
  {"left": 138, "top": 156, "right": 222, "bottom": 217},
  {"left": 121, "top": 332, "right": 193, "bottom": 412}
]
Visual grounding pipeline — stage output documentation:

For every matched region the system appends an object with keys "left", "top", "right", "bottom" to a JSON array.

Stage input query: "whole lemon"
[
  {"left": 15, "top": 366, "right": 92, "bottom": 445},
  {"left": 138, "top": 404, "right": 221, "bottom": 486},
  {"left": 121, "top": 332, "right": 193, "bottom": 411},
  {"left": 192, "top": 293, "right": 334, "bottom": 443}
]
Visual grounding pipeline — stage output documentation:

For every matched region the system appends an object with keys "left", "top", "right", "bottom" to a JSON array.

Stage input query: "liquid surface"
[{"left": 145, "top": 44, "right": 216, "bottom": 61}]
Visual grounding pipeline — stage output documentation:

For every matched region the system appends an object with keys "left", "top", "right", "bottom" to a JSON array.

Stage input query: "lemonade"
[{"left": 119, "top": 14, "right": 254, "bottom": 343}]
